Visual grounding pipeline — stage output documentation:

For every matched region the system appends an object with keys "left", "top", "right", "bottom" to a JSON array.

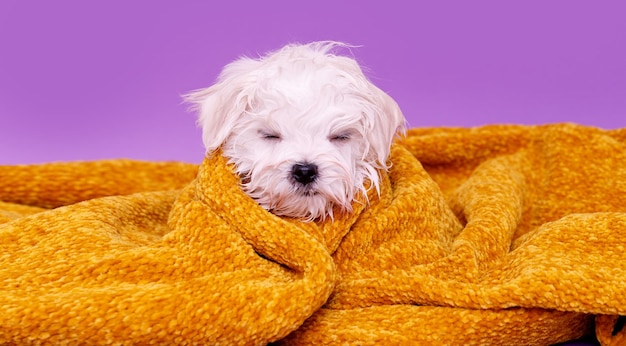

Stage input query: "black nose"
[{"left": 291, "top": 163, "right": 318, "bottom": 185}]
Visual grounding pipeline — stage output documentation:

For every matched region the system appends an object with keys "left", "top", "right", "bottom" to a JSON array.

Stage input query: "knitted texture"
[{"left": 1, "top": 123, "right": 625, "bottom": 345}]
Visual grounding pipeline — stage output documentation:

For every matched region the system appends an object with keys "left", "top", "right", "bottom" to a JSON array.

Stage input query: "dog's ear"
[
  {"left": 184, "top": 58, "right": 260, "bottom": 155},
  {"left": 361, "top": 83, "right": 407, "bottom": 168}
]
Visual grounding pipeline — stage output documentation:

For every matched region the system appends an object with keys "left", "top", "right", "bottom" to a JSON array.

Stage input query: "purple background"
[
  {"left": 0, "top": 2, "right": 614, "bottom": 344},
  {"left": 1, "top": 0, "right": 625, "bottom": 164}
]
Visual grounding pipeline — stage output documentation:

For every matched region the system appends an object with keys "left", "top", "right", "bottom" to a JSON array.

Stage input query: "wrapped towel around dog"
[{"left": 1, "top": 123, "right": 625, "bottom": 345}]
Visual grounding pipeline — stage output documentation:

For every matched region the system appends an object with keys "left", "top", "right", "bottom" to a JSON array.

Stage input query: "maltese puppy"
[{"left": 185, "top": 41, "right": 406, "bottom": 221}]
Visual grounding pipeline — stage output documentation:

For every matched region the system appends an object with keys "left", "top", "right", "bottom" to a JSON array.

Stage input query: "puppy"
[{"left": 185, "top": 41, "right": 406, "bottom": 221}]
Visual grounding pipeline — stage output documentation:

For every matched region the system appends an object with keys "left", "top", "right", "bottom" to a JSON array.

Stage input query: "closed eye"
[
  {"left": 329, "top": 132, "right": 352, "bottom": 142},
  {"left": 259, "top": 130, "right": 282, "bottom": 141}
]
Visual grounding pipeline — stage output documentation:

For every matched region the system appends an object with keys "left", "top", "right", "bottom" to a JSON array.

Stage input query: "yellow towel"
[{"left": 1, "top": 123, "right": 625, "bottom": 345}]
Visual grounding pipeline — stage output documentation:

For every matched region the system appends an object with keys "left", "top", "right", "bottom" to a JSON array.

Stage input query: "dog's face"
[{"left": 186, "top": 42, "right": 406, "bottom": 221}]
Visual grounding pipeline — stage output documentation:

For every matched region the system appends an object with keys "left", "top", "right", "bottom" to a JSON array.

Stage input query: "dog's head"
[{"left": 185, "top": 41, "right": 406, "bottom": 221}]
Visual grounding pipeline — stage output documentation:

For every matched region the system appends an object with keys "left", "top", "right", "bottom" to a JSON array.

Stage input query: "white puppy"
[{"left": 185, "top": 41, "right": 406, "bottom": 221}]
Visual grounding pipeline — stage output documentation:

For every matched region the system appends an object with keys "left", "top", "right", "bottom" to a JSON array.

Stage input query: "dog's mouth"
[
  {"left": 294, "top": 183, "right": 320, "bottom": 197},
  {"left": 301, "top": 190, "right": 319, "bottom": 197},
  {"left": 239, "top": 172, "right": 319, "bottom": 197}
]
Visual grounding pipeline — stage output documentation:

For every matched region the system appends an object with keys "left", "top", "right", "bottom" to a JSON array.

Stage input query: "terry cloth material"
[{"left": 1, "top": 123, "right": 626, "bottom": 345}]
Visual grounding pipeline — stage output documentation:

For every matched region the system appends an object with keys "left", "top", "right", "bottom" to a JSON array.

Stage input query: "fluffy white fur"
[{"left": 185, "top": 41, "right": 406, "bottom": 221}]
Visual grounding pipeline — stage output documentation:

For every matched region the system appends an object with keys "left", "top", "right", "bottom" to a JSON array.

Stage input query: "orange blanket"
[{"left": 1, "top": 123, "right": 625, "bottom": 345}]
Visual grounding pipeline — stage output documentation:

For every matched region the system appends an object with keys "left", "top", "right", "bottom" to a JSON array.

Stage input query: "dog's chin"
[
  {"left": 245, "top": 185, "right": 352, "bottom": 222},
  {"left": 270, "top": 193, "right": 344, "bottom": 221}
]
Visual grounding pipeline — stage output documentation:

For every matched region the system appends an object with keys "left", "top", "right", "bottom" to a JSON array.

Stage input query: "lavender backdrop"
[{"left": 1, "top": 0, "right": 625, "bottom": 164}]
